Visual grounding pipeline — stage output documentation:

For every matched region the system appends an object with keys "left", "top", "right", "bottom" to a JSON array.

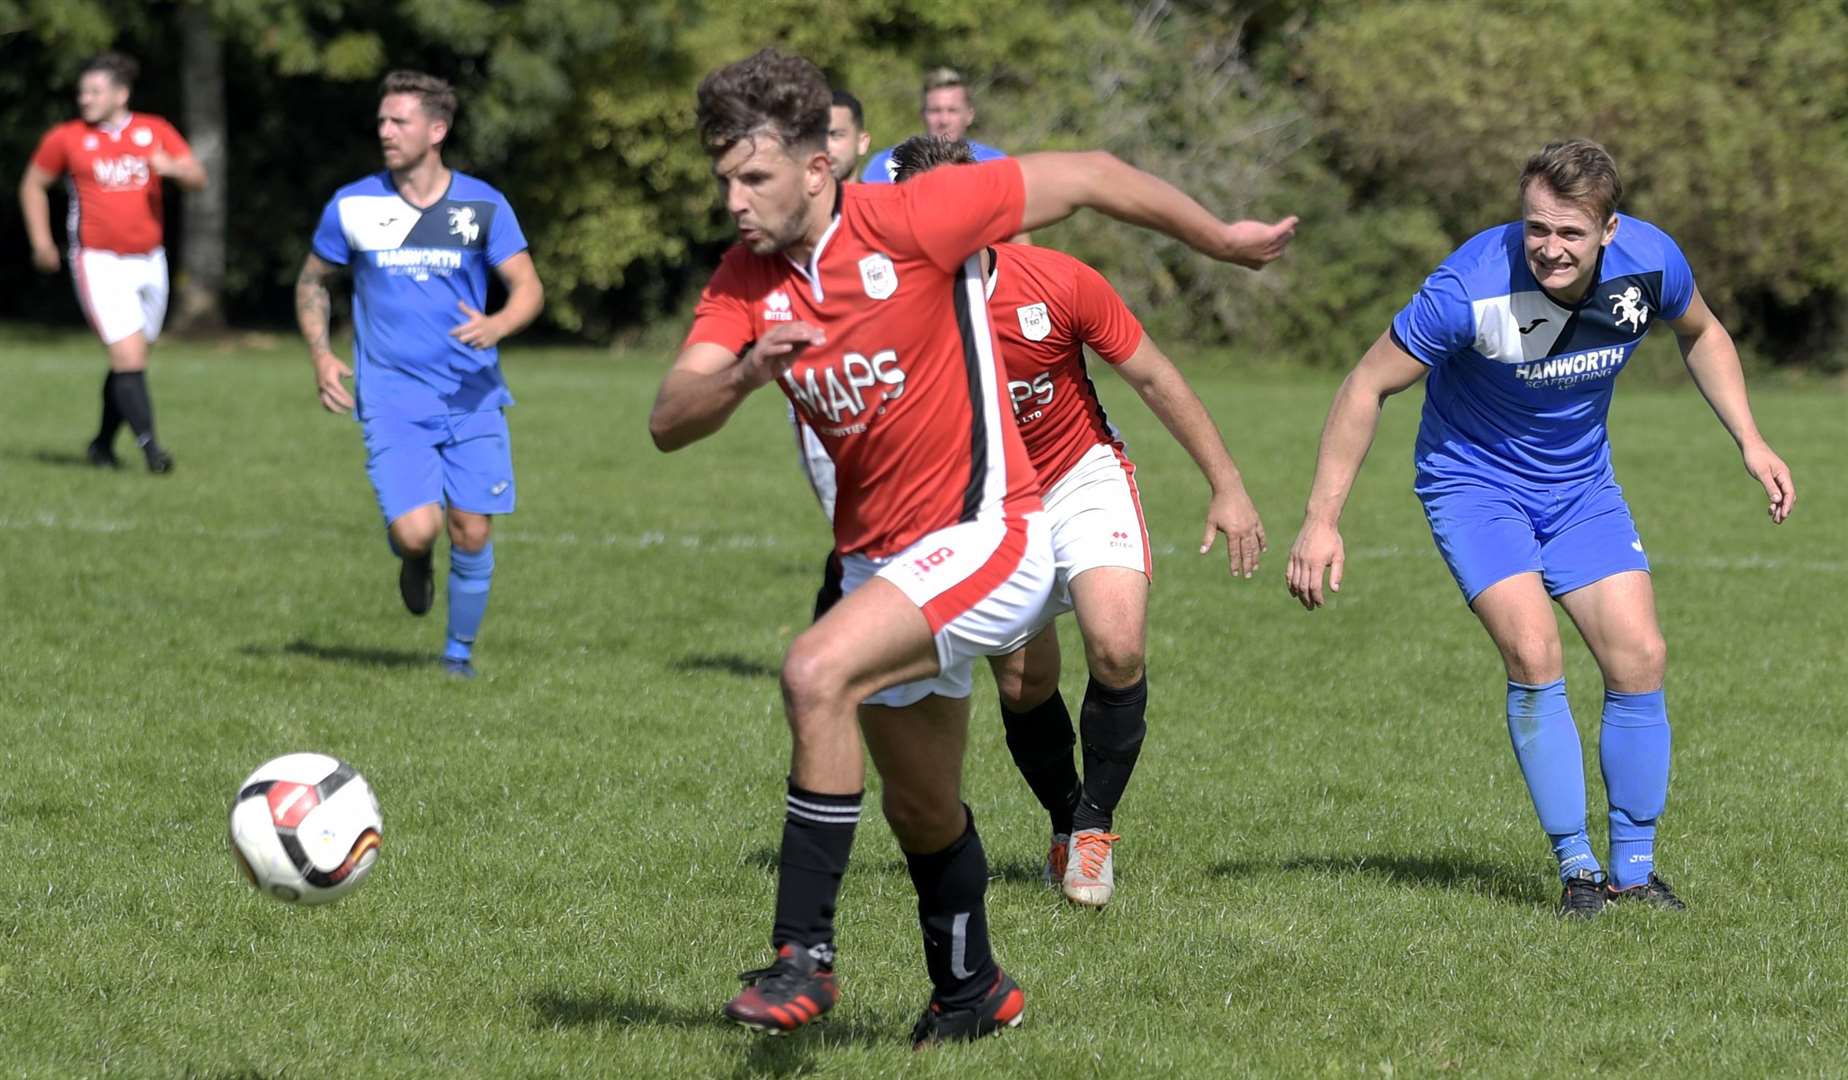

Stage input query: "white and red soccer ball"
[{"left": 229, "top": 753, "right": 381, "bottom": 905}]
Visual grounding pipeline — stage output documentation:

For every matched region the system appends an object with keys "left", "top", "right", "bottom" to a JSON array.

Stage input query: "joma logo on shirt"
[
  {"left": 91, "top": 156, "right": 149, "bottom": 189},
  {"left": 783, "top": 350, "right": 907, "bottom": 425}
]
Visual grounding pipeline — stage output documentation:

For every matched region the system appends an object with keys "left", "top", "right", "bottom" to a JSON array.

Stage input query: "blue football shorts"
[
  {"left": 361, "top": 408, "right": 515, "bottom": 528},
  {"left": 1416, "top": 469, "right": 1649, "bottom": 604}
]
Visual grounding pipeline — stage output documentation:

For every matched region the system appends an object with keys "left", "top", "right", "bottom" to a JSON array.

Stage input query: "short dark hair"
[
  {"left": 379, "top": 70, "right": 458, "bottom": 127},
  {"left": 891, "top": 135, "right": 976, "bottom": 183},
  {"left": 80, "top": 52, "right": 139, "bottom": 90},
  {"left": 1520, "top": 139, "right": 1623, "bottom": 223},
  {"left": 696, "top": 48, "right": 830, "bottom": 158},
  {"left": 831, "top": 89, "right": 864, "bottom": 130}
]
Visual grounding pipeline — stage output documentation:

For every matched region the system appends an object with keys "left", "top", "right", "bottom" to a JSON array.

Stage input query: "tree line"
[{"left": 2, "top": 0, "right": 1842, "bottom": 369}]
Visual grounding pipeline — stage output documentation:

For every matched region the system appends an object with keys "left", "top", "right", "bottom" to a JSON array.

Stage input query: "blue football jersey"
[
  {"left": 860, "top": 139, "right": 1008, "bottom": 184},
  {"left": 311, "top": 171, "right": 528, "bottom": 421},
  {"left": 1391, "top": 214, "right": 1694, "bottom": 487}
]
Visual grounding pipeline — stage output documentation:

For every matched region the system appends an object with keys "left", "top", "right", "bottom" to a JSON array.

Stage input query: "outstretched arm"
[
  {"left": 295, "top": 253, "right": 353, "bottom": 414},
  {"left": 149, "top": 148, "right": 207, "bottom": 192},
  {"left": 18, "top": 163, "right": 60, "bottom": 273},
  {"left": 1113, "top": 333, "right": 1267, "bottom": 578},
  {"left": 1285, "top": 332, "right": 1428, "bottom": 610},
  {"left": 452, "top": 252, "right": 546, "bottom": 350},
  {"left": 649, "top": 324, "right": 823, "bottom": 452},
  {"left": 1015, "top": 151, "right": 1297, "bottom": 269},
  {"left": 1668, "top": 289, "right": 1794, "bottom": 524}
]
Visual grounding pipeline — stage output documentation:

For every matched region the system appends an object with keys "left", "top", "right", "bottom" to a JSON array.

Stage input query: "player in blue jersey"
[
  {"left": 1285, "top": 139, "right": 1795, "bottom": 918},
  {"left": 293, "top": 70, "right": 545, "bottom": 679},
  {"left": 860, "top": 67, "right": 1008, "bottom": 185}
]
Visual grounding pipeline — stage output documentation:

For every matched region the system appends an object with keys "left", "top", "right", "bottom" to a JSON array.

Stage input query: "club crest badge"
[
  {"left": 859, "top": 253, "right": 898, "bottom": 300},
  {"left": 131, "top": 127, "right": 154, "bottom": 147},
  {"left": 1016, "top": 302, "right": 1051, "bottom": 342}
]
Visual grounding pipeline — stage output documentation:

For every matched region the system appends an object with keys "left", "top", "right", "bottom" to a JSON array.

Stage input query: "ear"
[
  {"left": 1601, "top": 214, "right": 1618, "bottom": 247},
  {"left": 856, "top": 131, "right": 870, "bottom": 156},
  {"left": 806, "top": 148, "right": 832, "bottom": 194},
  {"left": 430, "top": 119, "right": 450, "bottom": 148}
]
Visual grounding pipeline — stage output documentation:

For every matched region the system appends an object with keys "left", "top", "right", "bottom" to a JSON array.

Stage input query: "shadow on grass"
[
  {"left": 14, "top": 448, "right": 100, "bottom": 469},
  {"left": 1208, "top": 852, "right": 1547, "bottom": 906},
  {"left": 526, "top": 988, "right": 907, "bottom": 1071},
  {"left": 671, "top": 653, "right": 780, "bottom": 680},
  {"left": 240, "top": 639, "right": 433, "bottom": 670}
]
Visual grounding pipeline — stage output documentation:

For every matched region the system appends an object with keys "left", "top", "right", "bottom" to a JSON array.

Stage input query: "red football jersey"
[
  {"left": 987, "top": 243, "right": 1146, "bottom": 489},
  {"left": 686, "top": 159, "right": 1041, "bottom": 559},
  {"left": 30, "top": 114, "right": 190, "bottom": 255}
]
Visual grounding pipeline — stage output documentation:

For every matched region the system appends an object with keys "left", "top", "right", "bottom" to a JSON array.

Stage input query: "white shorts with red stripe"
[
  {"left": 842, "top": 512, "right": 1055, "bottom": 708},
  {"left": 72, "top": 247, "right": 168, "bottom": 346},
  {"left": 1040, "top": 441, "right": 1152, "bottom": 617}
]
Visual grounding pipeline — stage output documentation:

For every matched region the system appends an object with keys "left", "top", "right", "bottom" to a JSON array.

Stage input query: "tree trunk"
[{"left": 173, "top": 3, "right": 227, "bottom": 333}]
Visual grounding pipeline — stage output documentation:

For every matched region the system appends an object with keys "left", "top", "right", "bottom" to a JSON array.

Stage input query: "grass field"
[{"left": 2, "top": 328, "right": 1843, "bottom": 1077}]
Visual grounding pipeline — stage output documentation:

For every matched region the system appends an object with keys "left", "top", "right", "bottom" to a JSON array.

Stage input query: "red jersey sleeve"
[
  {"left": 149, "top": 117, "right": 193, "bottom": 159},
  {"left": 29, "top": 126, "right": 68, "bottom": 176},
  {"left": 899, "top": 159, "right": 1026, "bottom": 274},
  {"left": 1069, "top": 259, "right": 1145, "bottom": 363},
  {"left": 682, "top": 248, "right": 757, "bottom": 356}
]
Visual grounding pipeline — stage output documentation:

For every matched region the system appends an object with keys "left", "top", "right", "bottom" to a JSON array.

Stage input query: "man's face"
[
  {"left": 77, "top": 72, "right": 128, "bottom": 126},
  {"left": 826, "top": 106, "right": 870, "bottom": 182},
  {"left": 713, "top": 133, "right": 828, "bottom": 255},
  {"left": 922, "top": 86, "right": 973, "bottom": 141},
  {"left": 378, "top": 93, "right": 446, "bottom": 171},
  {"left": 1521, "top": 181, "right": 1616, "bottom": 299}
]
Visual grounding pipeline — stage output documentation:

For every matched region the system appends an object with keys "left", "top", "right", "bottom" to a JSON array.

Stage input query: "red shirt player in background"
[
  {"left": 18, "top": 52, "right": 207, "bottom": 473},
  {"left": 888, "top": 135, "right": 1268, "bottom": 910},
  {"left": 648, "top": 48, "right": 1295, "bottom": 1048}
]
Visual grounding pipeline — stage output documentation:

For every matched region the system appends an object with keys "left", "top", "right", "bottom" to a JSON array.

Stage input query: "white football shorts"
[
  {"left": 841, "top": 512, "right": 1055, "bottom": 708},
  {"left": 1039, "top": 441, "right": 1151, "bottom": 617},
  {"left": 72, "top": 247, "right": 168, "bottom": 346}
]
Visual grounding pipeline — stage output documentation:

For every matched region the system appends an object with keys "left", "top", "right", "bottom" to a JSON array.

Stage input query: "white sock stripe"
[
  {"left": 787, "top": 794, "right": 862, "bottom": 816},
  {"left": 786, "top": 807, "right": 862, "bottom": 825}
]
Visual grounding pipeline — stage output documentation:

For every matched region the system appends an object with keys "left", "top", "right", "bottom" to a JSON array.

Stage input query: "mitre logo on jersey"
[
  {"left": 858, "top": 253, "right": 898, "bottom": 300},
  {"left": 1609, "top": 286, "right": 1649, "bottom": 332},
  {"left": 782, "top": 349, "right": 908, "bottom": 428},
  {"left": 1016, "top": 302, "right": 1051, "bottom": 342},
  {"left": 91, "top": 155, "right": 149, "bottom": 189},
  {"left": 131, "top": 127, "right": 154, "bottom": 147},
  {"left": 447, "top": 206, "right": 479, "bottom": 245},
  {"left": 763, "top": 290, "right": 793, "bottom": 321}
]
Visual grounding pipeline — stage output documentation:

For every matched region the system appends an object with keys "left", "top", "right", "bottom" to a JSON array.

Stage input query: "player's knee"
[
  {"left": 880, "top": 785, "right": 962, "bottom": 850},
  {"left": 1084, "top": 638, "right": 1145, "bottom": 689},
  {"left": 781, "top": 639, "right": 849, "bottom": 722},
  {"left": 1500, "top": 635, "right": 1563, "bottom": 684},
  {"left": 389, "top": 518, "right": 440, "bottom": 559},
  {"left": 1627, "top": 633, "right": 1668, "bottom": 688},
  {"left": 448, "top": 516, "right": 491, "bottom": 553}
]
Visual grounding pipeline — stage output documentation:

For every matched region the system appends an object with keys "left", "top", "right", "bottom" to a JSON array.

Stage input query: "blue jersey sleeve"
[
  {"left": 1659, "top": 232, "right": 1695, "bottom": 320},
  {"left": 860, "top": 149, "right": 896, "bottom": 184},
  {"left": 311, "top": 197, "right": 349, "bottom": 266},
  {"left": 1390, "top": 266, "right": 1473, "bottom": 367},
  {"left": 487, "top": 192, "right": 528, "bottom": 267}
]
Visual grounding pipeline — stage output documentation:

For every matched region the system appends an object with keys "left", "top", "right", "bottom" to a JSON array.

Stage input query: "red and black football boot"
[
  {"left": 723, "top": 943, "right": 838, "bottom": 1035},
  {"left": 910, "top": 969, "right": 1025, "bottom": 1049}
]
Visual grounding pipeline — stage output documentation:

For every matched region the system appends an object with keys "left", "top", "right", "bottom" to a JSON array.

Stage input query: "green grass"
[{"left": 2, "top": 329, "right": 1843, "bottom": 1077}]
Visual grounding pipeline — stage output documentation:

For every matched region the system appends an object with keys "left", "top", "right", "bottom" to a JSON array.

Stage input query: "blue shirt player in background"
[
  {"left": 1284, "top": 140, "right": 1795, "bottom": 918},
  {"left": 294, "top": 70, "right": 545, "bottom": 679},
  {"left": 859, "top": 67, "right": 1007, "bottom": 184}
]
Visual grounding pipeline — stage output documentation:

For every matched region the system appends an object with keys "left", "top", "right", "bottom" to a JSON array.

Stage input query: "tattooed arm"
[{"left": 295, "top": 253, "right": 353, "bottom": 414}]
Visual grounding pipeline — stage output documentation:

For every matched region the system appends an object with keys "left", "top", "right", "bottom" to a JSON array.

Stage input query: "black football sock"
[
  {"left": 108, "top": 369, "right": 158, "bottom": 450},
  {"left": 904, "top": 806, "right": 999, "bottom": 1008},
  {"left": 770, "top": 780, "right": 861, "bottom": 964},
  {"left": 95, "top": 372, "right": 123, "bottom": 449},
  {"left": 812, "top": 550, "right": 845, "bottom": 622},
  {"left": 1072, "top": 674, "right": 1148, "bottom": 834},
  {"left": 999, "top": 690, "right": 1080, "bottom": 836}
]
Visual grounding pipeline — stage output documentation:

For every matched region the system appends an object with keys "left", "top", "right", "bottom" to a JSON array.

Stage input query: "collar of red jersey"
[{"left": 94, "top": 112, "right": 134, "bottom": 137}]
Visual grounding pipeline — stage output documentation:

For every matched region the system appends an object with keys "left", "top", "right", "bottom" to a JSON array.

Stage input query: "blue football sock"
[
  {"left": 1507, "top": 679, "right": 1599, "bottom": 880},
  {"left": 445, "top": 542, "right": 494, "bottom": 661},
  {"left": 1600, "top": 687, "right": 1670, "bottom": 889}
]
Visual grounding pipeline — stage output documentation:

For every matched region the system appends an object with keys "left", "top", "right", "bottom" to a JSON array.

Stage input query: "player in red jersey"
[
  {"left": 889, "top": 135, "right": 1267, "bottom": 909},
  {"left": 648, "top": 48, "right": 1295, "bottom": 1048},
  {"left": 18, "top": 53, "right": 207, "bottom": 473}
]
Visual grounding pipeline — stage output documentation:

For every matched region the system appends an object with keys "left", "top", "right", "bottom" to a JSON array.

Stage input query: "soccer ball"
[{"left": 229, "top": 752, "right": 382, "bottom": 905}]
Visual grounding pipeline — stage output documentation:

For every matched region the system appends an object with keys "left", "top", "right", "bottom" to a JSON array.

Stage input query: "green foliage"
[
  {"left": 0, "top": 0, "right": 1843, "bottom": 367},
  {"left": 1302, "top": 0, "right": 1848, "bottom": 368}
]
